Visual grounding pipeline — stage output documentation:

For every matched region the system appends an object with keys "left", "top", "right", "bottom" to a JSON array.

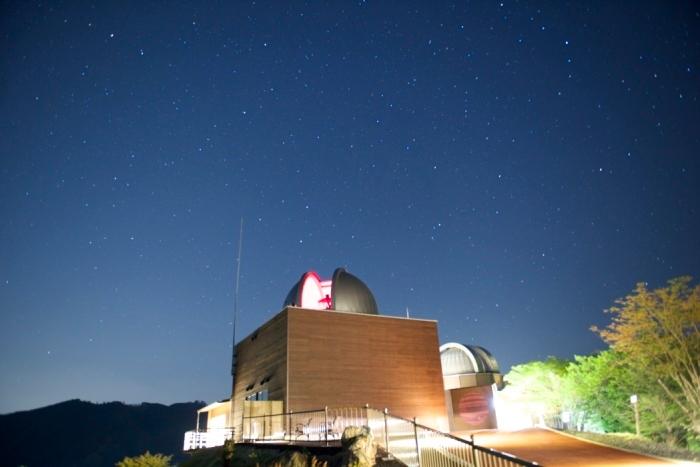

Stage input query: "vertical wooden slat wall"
[
  {"left": 232, "top": 307, "right": 449, "bottom": 432},
  {"left": 287, "top": 308, "right": 447, "bottom": 426},
  {"left": 231, "top": 309, "right": 288, "bottom": 437}
]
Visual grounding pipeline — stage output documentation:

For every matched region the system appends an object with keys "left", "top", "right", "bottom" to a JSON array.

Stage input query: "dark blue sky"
[{"left": 1, "top": 1, "right": 698, "bottom": 413}]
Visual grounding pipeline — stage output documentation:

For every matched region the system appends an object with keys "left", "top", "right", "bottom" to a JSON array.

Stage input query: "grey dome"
[
  {"left": 439, "top": 343, "right": 500, "bottom": 376},
  {"left": 283, "top": 268, "right": 379, "bottom": 315},
  {"left": 331, "top": 268, "right": 378, "bottom": 315},
  {"left": 282, "top": 272, "right": 307, "bottom": 307}
]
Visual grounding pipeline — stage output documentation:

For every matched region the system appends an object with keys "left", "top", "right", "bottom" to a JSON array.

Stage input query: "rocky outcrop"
[{"left": 340, "top": 426, "right": 377, "bottom": 467}]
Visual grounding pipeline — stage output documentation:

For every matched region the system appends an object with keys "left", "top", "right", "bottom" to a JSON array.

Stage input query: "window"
[{"left": 245, "top": 389, "right": 269, "bottom": 401}]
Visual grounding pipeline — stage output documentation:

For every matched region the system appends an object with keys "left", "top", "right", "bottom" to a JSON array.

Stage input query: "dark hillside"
[{"left": 0, "top": 399, "right": 205, "bottom": 467}]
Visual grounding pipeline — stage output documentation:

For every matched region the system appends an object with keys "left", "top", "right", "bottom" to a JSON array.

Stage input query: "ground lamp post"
[{"left": 630, "top": 394, "right": 640, "bottom": 436}]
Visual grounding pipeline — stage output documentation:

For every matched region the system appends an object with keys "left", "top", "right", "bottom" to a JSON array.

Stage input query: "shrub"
[{"left": 115, "top": 451, "right": 173, "bottom": 467}]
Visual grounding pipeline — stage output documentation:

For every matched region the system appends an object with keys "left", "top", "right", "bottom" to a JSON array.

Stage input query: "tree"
[
  {"left": 502, "top": 357, "right": 570, "bottom": 424},
  {"left": 564, "top": 350, "right": 685, "bottom": 443},
  {"left": 115, "top": 451, "right": 173, "bottom": 467},
  {"left": 593, "top": 276, "right": 700, "bottom": 436},
  {"left": 564, "top": 351, "right": 635, "bottom": 433}
]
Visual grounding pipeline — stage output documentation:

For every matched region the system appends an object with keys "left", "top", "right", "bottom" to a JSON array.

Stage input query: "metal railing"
[
  {"left": 367, "top": 408, "right": 419, "bottom": 466},
  {"left": 240, "top": 406, "right": 539, "bottom": 467},
  {"left": 241, "top": 406, "right": 367, "bottom": 444},
  {"left": 411, "top": 417, "right": 538, "bottom": 467},
  {"left": 366, "top": 408, "right": 538, "bottom": 467},
  {"left": 183, "top": 427, "right": 233, "bottom": 451}
]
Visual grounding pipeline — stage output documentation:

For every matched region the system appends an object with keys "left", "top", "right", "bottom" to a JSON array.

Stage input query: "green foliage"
[
  {"left": 115, "top": 451, "right": 172, "bottom": 467},
  {"left": 503, "top": 356, "right": 569, "bottom": 419},
  {"left": 566, "top": 431, "right": 700, "bottom": 462},
  {"left": 505, "top": 350, "right": 690, "bottom": 445},
  {"left": 180, "top": 447, "right": 225, "bottom": 467},
  {"left": 564, "top": 351, "right": 636, "bottom": 432},
  {"left": 222, "top": 438, "right": 235, "bottom": 467},
  {"left": 563, "top": 349, "right": 686, "bottom": 442},
  {"left": 593, "top": 276, "right": 700, "bottom": 437},
  {"left": 267, "top": 450, "right": 329, "bottom": 467},
  {"left": 503, "top": 276, "right": 700, "bottom": 448}
]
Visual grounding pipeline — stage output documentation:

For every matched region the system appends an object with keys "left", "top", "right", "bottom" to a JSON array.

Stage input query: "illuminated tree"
[
  {"left": 593, "top": 276, "right": 700, "bottom": 436},
  {"left": 115, "top": 451, "right": 172, "bottom": 467},
  {"left": 564, "top": 351, "right": 635, "bottom": 432},
  {"left": 503, "top": 357, "right": 569, "bottom": 422},
  {"left": 565, "top": 350, "right": 685, "bottom": 443}
]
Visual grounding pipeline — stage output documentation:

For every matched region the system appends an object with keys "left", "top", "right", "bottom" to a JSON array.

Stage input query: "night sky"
[{"left": 1, "top": 1, "right": 699, "bottom": 414}]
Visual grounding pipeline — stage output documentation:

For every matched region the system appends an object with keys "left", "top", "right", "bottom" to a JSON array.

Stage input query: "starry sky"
[{"left": 1, "top": 1, "right": 699, "bottom": 414}]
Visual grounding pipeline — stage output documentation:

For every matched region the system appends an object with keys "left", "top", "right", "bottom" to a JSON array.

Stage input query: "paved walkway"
[{"left": 455, "top": 428, "right": 690, "bottom": 466}]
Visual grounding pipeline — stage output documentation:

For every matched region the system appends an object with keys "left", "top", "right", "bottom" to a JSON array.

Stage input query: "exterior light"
[
  {"left": 630, "top": 394, "right": 640, "bottom": 436},
  {"left": 561, "top": 411, "right": 571, "bottom": 423}
]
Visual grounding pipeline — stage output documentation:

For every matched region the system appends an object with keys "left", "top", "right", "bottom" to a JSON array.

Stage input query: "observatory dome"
[
  {"left": 439, "top": 343, "right": 500, "bottom": 376},
  {"left": 283, "top": 267, "right": 379, "bottom": 315}
]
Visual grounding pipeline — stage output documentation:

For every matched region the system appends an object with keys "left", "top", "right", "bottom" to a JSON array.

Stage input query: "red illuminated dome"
[{"left": 283, "top": 267, "right": 379, "bottom": 315}]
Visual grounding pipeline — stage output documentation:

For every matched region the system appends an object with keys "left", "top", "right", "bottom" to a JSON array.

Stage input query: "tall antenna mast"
[
  {"left": 231, "top": 218, "right": 243, "bottom": 377},
  {"left": 229, "top": 218, "right": 243, "bottom": 438}
]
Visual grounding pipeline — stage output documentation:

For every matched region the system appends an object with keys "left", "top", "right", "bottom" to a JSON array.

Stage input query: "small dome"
[
  {"left": 283, "top": 267, "right": 378, "bottom": 315},
  {"left": 439, "top": 343, "right": 500, "bottom": 376}
]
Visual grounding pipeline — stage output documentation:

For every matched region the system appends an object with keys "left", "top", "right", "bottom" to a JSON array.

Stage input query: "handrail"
[
  {"left": 237, "top": 406, "right": 539, "bottom": 467},
  {"left": 186, "top": 427, "right": 235, "bottom": 433},
  {"left": 365, "top": 406, "right": 537, "bottom": 465},
  {"left": 242, "top": 408, "right": 329, "bottom": 419}
]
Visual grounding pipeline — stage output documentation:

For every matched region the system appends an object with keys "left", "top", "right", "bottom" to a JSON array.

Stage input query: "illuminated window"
[{"left": 245, "top": 389, "right": 269, "bottom": 401}]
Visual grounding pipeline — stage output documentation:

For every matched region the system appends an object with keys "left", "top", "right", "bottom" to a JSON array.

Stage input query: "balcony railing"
[
  {"left": 241, "top": 406, "right": 367, "bottom": 444},
  {"left": 183, "top": 428, "right": 233, "bottom": 451}
]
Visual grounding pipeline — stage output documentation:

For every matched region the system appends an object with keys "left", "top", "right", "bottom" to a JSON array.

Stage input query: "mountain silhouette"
[{"left": 0, "top": 399, "right": 205, "bottom": 467}]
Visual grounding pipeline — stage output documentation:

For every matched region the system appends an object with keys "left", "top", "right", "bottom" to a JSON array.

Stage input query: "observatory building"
[
  {"left": 440, "top": 343, "right": 504, "bottom": 431},
  {"left": 230, "top": 268, "right": 447, "bottom": 431},
  {"left": 185, "top": 267, "right": 504, "bottom": 449}
]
